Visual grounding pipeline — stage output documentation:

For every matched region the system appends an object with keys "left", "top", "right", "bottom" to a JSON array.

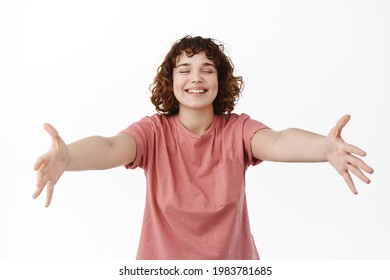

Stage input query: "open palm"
[
  {"left": 325, "top": 115, "right": 374, "bottom": 194},
  {"left": 33, "top": 123, "right": 68, "bottom": 207}
]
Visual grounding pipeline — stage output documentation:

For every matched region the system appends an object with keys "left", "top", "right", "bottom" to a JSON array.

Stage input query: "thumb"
[
  {"left": 43, "top": 123, "right": 60, "bottom": 149},
  {"left": 333, "top": 114, "right": 351, "bottom": 137}
]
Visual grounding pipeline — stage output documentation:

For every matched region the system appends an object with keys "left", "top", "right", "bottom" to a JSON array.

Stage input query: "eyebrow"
[{"left": 175, "top": 62, "right": 216, "bottom": 68}]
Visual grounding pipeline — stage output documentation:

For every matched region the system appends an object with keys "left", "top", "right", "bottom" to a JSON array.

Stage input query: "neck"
[{"left": 177, "top": 107, "right": 215, "bottom": 136}]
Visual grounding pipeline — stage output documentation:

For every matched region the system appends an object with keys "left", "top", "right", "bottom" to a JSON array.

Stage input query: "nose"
[{"left": 191, "top": 71, "right": 203, "bottom": 83}]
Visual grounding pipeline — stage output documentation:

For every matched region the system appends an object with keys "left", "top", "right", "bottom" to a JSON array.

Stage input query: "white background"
[{"left": 1, "top": 0, "right": 389, "bottom": 261}]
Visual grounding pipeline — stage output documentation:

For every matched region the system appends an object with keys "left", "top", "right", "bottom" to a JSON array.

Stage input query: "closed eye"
[{"left": 202, "top": 69, "right": 214, "bottom": 74}]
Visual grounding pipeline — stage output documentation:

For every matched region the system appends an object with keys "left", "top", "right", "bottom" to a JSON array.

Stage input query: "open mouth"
[{"left": 185, "top": 89, "right": 207, "bottom": 95}]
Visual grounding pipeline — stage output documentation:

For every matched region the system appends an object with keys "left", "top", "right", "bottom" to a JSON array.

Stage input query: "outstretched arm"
[
  {"left": 33, "top": 123, "right": 136, "bottom": 207},
  {"left": 251, "top": 115, "right": 374, "bottom": 194}
]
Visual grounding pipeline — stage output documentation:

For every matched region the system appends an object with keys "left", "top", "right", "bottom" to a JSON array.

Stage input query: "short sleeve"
[
  {"left": 119, "top": 116, "right": 156, "bottom": 169},
  {"left": 242, "top": 114, "right": 270, "bottom": 166}
]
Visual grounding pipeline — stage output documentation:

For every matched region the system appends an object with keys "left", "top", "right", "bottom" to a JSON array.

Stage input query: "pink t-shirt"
[{"left": 121, "top": 113, "right": 268, "bottom": 259}]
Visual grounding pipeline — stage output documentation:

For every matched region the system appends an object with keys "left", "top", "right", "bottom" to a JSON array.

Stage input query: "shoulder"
[
  {"left": 127, "top": 114, "right": 178, "bottom": 138},
  {"left": 131, "top": 113, "right": 173, "bottom": 127},
  {"left": 121, "top": 113, "right": 161, "bottom": 135},
  {"left": 218, "top": 113, "right": 269, "bottom": 139},
  {"left": 219, "top": 113, "right": 263, "bottom": 127}
]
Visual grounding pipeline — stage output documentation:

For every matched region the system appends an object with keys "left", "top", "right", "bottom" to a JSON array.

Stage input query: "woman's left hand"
[{"left": 325, "top": 115, "right": 374, "bottom": 194}]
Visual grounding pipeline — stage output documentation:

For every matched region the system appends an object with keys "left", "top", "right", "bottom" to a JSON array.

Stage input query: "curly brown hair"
[{"left": 150, "top": 35, "right": 244, "bottom": 116}]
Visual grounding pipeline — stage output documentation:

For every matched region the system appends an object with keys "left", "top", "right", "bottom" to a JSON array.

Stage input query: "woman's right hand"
[{"left": 33, "top": 123, "right": 68, "bottom": 207}]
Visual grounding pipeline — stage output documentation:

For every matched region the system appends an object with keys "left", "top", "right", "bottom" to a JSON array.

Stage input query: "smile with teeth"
[{"left": 186, "top": 89, "right": 207, "bottom": 94}]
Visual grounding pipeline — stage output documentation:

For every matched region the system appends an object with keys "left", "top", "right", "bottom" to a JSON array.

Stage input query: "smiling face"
[{"left": 173, "top": 52, "right": 218, "bottom": 113}]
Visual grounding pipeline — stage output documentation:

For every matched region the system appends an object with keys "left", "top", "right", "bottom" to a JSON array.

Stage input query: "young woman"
[{"left": 33, "top": 35, "right": 373, "bottom": 259}]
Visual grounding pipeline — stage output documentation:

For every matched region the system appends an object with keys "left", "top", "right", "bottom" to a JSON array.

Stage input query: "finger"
[
  {"left": 342, "top": 170, "right": 358, "bottom": 195},
  {"left": 45, "top": 181, "right": 55, "bottom": 208},
  {"left": 334, "top": 115, "right": 351, "bottom": 137},
  {"left": 343, "top": 142, "right": 366, "bottom": 157},
  {"left": 33, "top": 175, "right": 48, "bottom": 199},
  {"left": 33, "top": 155, "right": 46, "bottom": 171},
  {"left": 347, "top": 163, "right": 371, "bottom": 184},
  {"left": 348, "top": 154, "right": 374, "bottom": 174},
  {"left": 35, "top": 166, "right": 46, "bottom": 189},
  {"left": 33, "top": 166, "right": 47, "bottom": 198}
]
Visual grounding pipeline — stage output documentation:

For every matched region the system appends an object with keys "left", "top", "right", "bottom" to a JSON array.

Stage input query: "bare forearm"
[
  {"left": 251, "top": 115, "right": 373, "bottom": 194},
  {"left": 33, "top": 124, "right": 136, "bottom": 207},
  {"left": 66, "top": 136, "right": 119, "bottom": 171},
  {"left": 252, "top": 128, "right": 327, "bottom": 162},
  {"left": 273, "top": 128, "right": 327, "bottom": 162}
]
